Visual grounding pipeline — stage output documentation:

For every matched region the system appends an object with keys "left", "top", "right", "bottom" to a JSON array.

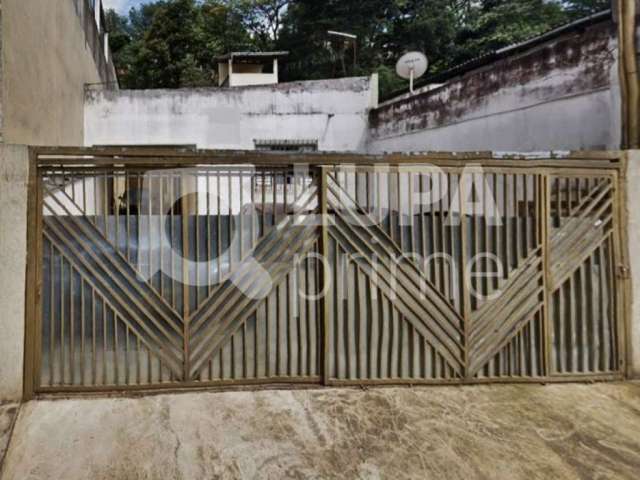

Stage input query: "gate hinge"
[{"left": 617, "top": 264, "right": 631, "bottom": 279}]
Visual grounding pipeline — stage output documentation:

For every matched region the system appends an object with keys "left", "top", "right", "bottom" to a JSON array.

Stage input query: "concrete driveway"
[{"left": 1, "top": 382, "right": 639, "bottom": 479}]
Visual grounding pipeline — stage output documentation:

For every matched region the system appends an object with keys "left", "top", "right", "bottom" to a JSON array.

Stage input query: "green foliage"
[
  {"left": 451, "top": 0, "right": 569, "bottom": 64},
  {"left": 105, "top": 0, "right": 612, "bottom": 90},
  {"left": 229, "top": 0, "right": 290, "bottom": 49}
]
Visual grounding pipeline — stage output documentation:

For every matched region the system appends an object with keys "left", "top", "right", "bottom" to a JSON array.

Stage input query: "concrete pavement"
[{"left": 1, "top": 383, "right": 640, "bottom": 479}]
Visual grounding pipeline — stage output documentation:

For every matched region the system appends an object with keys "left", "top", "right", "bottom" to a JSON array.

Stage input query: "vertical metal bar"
[
  {"left": 460, "top": 169, "right": 471, "bottom": 379},
  {"left": 397, "top": 170, "right": 404, "bottom": 250},
  {"left": 70, "top": 268, "right": 75, "bottom": 384},
  {"left": 294, "top": 169, "right": 303, "bottom": 376},
  {"left": 160, "top": 174, "right": 165, "bottom": 299},
  {"left": 570, "top": 274, "right": 578, "bottom": 372},
  {"left": 126, "top": 171, "right": 131, "bottom": 262},
  {"left": 115, "top": 173, "right": 120, "bottom": 255},
  {"left": 125, "top": 325, "right": 130, "bottom": 385},
  {"left": 580, "top": 260, "right": 588, "bottom": 372},
  {"left": 136, "top": 336, "right": 141, "bottom": 385},
  {"left": 148, "top": 173, "right": 153, "bottom": 285},
  {"left": 420, "top": 173, "right": 427, "bottom": 262},
  {"left": 49, "top": 244, "right": 55, "bottom": 386},
  {"left": 92, "top": 290, "right": 96, "bottom": 385},
  {"left": 446, "top": 173, "right": 454, "bottom": 303},
  {"left": 228, "top": 170, "right": 233, "bottom": 273},
  {"left": 483, "top": 173, "right": 490, "bottom": 298},
  {"left": 207, "top": 170, "right": 212, "bottom": 295},
  {"left": 265, "top": 295, "right": 271, "bottom": 378},
  {"left": 114, "top": 314, "right": 119, "bottom": 384},
  {"left": 82, "top": 174, "right": 87, "bottom": 215},
  {"left": 90, "top": 174, "right": 97, "bottom": 227},
  {"left": 319, "top": 166, "right": 331, "bottom": 385},
  {"left": 80, "top": 278, "right": 85, "bottom": 385},
  {"left": 60, "top": 256, "right": 65, "bottom": 385},
  {"left": 504, "top": 174, "right": 511, "bottom": 275},
  {"left": 473, "top": 173, "right": 480, "bottom": 307},
  {"left": 195, "top": 171, "right": 199, "bottom": 307},
  {"left": 514, "top": 174, "right": 521, "bottom": 265},
  {"left": 599, "top": 243, "right": 610, "bottom": 370},
  {"left": 217, "top": 170, "right": 222, "bottom": 287},
  {"left": 251, "top": 170, "right": 256, "bottom": 248},
  {"left": 542, "top": 175, "right": 552, "bottom": 376},
  {"left": 440, "top": 173, "right": 448, "bottom": 298},
  {"left": 182, "top": 172, "right": 191, "bottom": 381},
  {"left": 408, "top": 171, "right": 414, "bottom": 254},
  {"left": 103, "top": 172, "right": 108, "bottom": 238},
  {"left": 276, "top": 284, "right": 282, "bottom": 377},
  {"left": 306, "top": 242, "right": 313, "bottom": 376},
  {"left": 261, "top": 170, "right": 266, "bottom": 237},
  {"left": 137, "top": 172, "right": 142, "bottom": 282},
  {"left": 170, "top": 174, "right": 176, "bottom": 308},
  {"left": 102, "top": 300, "right": 107, "bottom": 385},
  {"left": 243, "top": 322, "right": 248, "bottom": 379}
]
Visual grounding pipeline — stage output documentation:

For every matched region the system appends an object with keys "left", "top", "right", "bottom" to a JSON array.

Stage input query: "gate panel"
[
  {"left": 28, "top": 150, "right": 626, "bottom": 395},
  {"left": 468, "top": 172, "right": 545, "bottom": 379},
  {"left": 326, "top": 167, "right": 465, "bottom": 382},
  {"left": 548, "top": 175, "right": 620, "bottom": 375},
  {"left": 325, "top": 166, "right": 549, "bottom": 383},
  {"left": 37, "top": 163, "right": 321, "bottom": 391}
]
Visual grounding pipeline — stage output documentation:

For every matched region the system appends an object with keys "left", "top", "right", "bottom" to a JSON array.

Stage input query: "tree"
[
  {"left": 104, "top": 0, "right": 612, "bottom": 92},
  {"left": 135, "top": 0, "right": 210, "bottom": 88},
  {"left": 451, "top": 0, "right": 569, "bottom": 64},
  {"left": 201, "top": 0, "right": 253, "bottom": 54},
  {"left": 278, "top": 0, "right": 459, "bottom": 96},
  {"left": 278, "top": 0, "right": 398, "bottom": 81},
  {"left": 231, "top": 0, "right": 290, "bottom": 50}
]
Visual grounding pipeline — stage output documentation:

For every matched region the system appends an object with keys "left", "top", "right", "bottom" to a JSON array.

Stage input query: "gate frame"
[{"left": 23, "top": 147, "right": 631, "bottom": 399}]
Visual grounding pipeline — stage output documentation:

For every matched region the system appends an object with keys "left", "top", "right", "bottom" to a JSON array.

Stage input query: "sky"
[{"left": 102, "top": 0, "right": 146, "bottom": 13}]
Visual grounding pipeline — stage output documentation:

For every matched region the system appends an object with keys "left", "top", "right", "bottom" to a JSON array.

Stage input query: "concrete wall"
[
  {"left": 0, "top": 145, "right": 28, "bottom": 401},
  {"left": 84, "top": 76, "right": 378, "bottom": 152},
  {"left": 626, "top": 151, "right": 640, "bottom": 378},
  {"left": 1, "top": 0, "right": 111, "bottom": 146},
  {"left": 368, "top": 20, "right": 622, "bottom": 153}
]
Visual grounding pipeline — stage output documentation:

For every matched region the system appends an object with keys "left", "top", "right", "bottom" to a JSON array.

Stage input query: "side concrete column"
[
  {"left": 0, "top": 145, "right": 29, "bottom": 401},
  {"left": 626, "top": 150, "right": 640, "bottom": 378}
]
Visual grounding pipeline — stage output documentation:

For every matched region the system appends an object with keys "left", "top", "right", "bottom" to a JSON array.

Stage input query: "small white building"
[{"left": 217, "top": 51, "right": 289, "bottom": 87}]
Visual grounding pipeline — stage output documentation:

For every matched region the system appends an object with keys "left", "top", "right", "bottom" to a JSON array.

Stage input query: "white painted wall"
[
  {"left": 85, "top": 76, "right": 378, "bottom": 152},
  {"left": 369, "top": 89, "right": 621, "bottom": 153},
  {"left": 368, "top": 21, "right": 622, "bottom": 153},
  {"left": 230, "top": 72, "right": 279, "bottom": 87}
]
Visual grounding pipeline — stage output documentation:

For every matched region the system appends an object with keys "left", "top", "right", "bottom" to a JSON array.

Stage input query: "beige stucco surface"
[
  {"left": 2, "top": 383, "right": 640, "bottom": 479},
  {"left": 626, "top": 150, "right": 640, "bottom": 378},
  {"left": 0, "top": 145, "right": 28, "bottom": 401},
  {"left": 1, "top": 0, "right": 102, "bottom": 145}
]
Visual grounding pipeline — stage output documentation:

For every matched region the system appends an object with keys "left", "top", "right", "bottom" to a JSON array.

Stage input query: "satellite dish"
[{"left": 396, "top": 52, "right": 428, "bottom": 93}]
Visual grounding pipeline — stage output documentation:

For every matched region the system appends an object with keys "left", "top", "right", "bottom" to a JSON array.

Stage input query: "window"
[{"left": 254, "top": 139, "right": 319, "bottom": 153}]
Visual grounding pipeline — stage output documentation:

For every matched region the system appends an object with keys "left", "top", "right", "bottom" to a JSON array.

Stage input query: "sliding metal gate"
[{"left": 24, "top": 149, "right": 628, "bottom": 396}]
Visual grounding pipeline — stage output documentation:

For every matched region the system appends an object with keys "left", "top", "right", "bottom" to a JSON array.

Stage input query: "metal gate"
[{"left": 23, "top": 148, "right": 628, "bottom": 396}]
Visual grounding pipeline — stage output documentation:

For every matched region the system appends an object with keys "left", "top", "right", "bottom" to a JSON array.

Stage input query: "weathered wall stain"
[
  {"left": 369, "top": 21, "right": 618, "bottom": 148},
  {"left": 85, "top": 77, "right": 376, "bottom": 151}
]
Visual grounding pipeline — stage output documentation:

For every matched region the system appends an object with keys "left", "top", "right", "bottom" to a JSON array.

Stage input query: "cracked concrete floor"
[{"left": 1, "top": 383, "right": 640, "bottom": 479}]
